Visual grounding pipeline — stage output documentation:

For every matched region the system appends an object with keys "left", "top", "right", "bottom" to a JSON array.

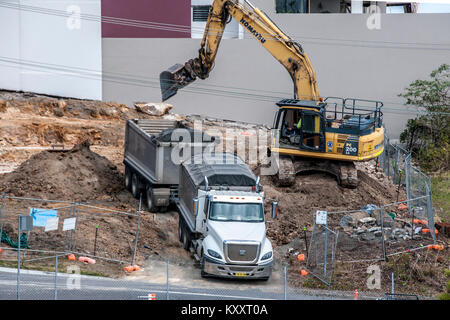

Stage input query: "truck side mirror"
[
  {"left": 271, "top": 201, "right": 278, "bottom": 219},
  {"left": 193, "top": 198, "right": 199, "bottom": 216}
]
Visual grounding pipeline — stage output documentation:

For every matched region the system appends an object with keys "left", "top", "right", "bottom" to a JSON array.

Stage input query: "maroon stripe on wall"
[{"left": 101, "top": 0, "right": 191, "bottom": 38}]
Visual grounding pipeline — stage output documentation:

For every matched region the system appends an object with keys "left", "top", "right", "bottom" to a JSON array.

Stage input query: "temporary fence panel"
[{"left": 306, "top": 221, "right": 339, "bottom": 286}]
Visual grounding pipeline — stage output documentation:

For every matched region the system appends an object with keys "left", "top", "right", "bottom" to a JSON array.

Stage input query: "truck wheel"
[
  {"left": 146, "top": 186, "right": 159, "bottom": 213},
  {"left": 159, "top": 206, "right": 168, "bottom": 213},
  {"left": 182, "top": 227, "right": 191, "bottom": 251},
  {"left": 131, "top": 173, "right": 140, "bottom": 199},
  {"left": 200, "top": 256, "right": 209, "bottom": 278},
  {"left": 178, "top": 219, "right": 183, "bottom": 242},
  {"left": 124, "top": 166, "right": 132, "bottom": 191}
]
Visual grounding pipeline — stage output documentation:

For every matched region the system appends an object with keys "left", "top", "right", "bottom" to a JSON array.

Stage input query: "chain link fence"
[{"left": 303, "top": 135, "right": 437, "bottom": 287}]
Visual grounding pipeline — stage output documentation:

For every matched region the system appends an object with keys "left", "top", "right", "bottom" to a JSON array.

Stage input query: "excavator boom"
[{"left": 160, "top": 0, "right": 320, "bottom": 102}]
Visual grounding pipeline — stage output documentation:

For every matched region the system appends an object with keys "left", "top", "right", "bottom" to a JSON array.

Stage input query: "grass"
[{"left": 431, "top": 172, "right": 450, "bottom": 222}]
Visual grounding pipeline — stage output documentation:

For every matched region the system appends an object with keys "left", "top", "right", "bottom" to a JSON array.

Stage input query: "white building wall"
[{"left": 0, "top": 0, "right": 102, "bottom": 100}]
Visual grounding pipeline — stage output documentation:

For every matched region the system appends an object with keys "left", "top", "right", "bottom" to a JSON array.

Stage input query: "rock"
[
  {"left": 356, "top": 227, "right": 366, "bottom": 234},
  {"left": 134, "top": 102, "right": 173, "bottom": 116},
  {"left": 360, "top": 232, "right": 376, "bottom": 241},
  {"left": 368, "top": 227, "right": 381, "bottom": 233},
  {"left": 361, "top": 204, "right": 378, "bottom": 216},
  {"left": 359, "top": 217, "right": 376, "bottom": 225},
  {"left": 339, "top": 215, "right": 353, "bottom": 228},
  {"left": 374, "top": 230, "right": 383, "bottom": 237},
  {"left": 53, "top": 109, "right": 64, "bottom": 117}
]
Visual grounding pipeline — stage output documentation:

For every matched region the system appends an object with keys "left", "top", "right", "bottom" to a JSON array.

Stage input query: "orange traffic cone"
[
  {"left": 354, "top": 289, "right": 359, "bottom": 300},
  {"left": 300, "top": 269, "right": 308, "bottom": 276},
  {"left": 66, "top": 253, "right": 76, "bottom": 261},
  {"left": 297, "top": 254, "right": 305, "bottom": 261}
]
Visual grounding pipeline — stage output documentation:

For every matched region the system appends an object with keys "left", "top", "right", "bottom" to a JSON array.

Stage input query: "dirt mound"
[{"left": 0, "top": 140, "right": 123, "bottom": 202}]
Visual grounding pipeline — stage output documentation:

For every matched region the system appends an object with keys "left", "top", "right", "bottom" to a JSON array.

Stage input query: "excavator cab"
[{"left": 275, "top": 99, "right": 326, "bottom": 153}]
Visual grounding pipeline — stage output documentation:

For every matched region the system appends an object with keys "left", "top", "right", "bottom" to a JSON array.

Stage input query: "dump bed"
[{"left": 124, "top": 119, "right": 216, "bottom": 186}]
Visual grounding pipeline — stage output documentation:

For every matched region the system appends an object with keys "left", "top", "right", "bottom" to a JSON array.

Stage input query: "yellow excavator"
[{"left": 160, "top": 0, "right": 385, "bottom": 188}]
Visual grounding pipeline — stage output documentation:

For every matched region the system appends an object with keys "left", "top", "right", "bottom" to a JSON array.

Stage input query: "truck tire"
[
  {"left": 131, "top": 173, "right": 139, "bottom": 199},
  {"left": 146, "top": 185, "right": 159, "bottom": 213},
  {"left": 124, "top": 166, "right": 132, "bottom": 191},
  {"left": 178, "top": 218, "right": 183, "bottom": 242},
  {"left": 182, "top": 226, "right": 191, "bottom": 251},
  {"left": 200, "top": 255, "right": 209, "bottom": 278},
  {"left": 159, "top": 206, "right": 168, "bottom": 213}
]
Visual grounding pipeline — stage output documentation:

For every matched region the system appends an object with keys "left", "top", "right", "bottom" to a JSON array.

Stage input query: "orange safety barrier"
[
  {"left": 428, "top": 244, "right": 444, "bottom": 251},
  {"left": 148, "top": 293, "right": 156, "bottom": 300},
  {"left": 398, "top": 203, "right": 407, "bottom": 211},
  {"left": 297, "top": 254, "right": 305, "bottom": 261},
  {"left": 422, "top": 229, "right": 439, "bottom": 235},
  {"left": 300, "top": 269, "right": 308, "bottom": 276},
  {"left": 413, "top": 219, "right": 428, "bottom": 225},
  {"left": 79, "top": 256, "right": 96, "bottom": 264},
  {"left": 66, "top": 253, "right": 76, "bottom": 261},
  {"left": 124, "top": 265, "right": 140, "bottom": 272}
]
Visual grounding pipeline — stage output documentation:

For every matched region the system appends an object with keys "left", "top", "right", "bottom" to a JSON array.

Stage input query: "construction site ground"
[{"left": 0, "top": 90, "right": 448, "bottom": 298}]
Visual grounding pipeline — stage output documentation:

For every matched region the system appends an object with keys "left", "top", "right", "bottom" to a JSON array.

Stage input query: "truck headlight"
[
  {"left": 261, "top": 251, "right": 272, "bottom": 260},
  {"left": 207, "top": 249, "right": 222, "bottom": 260}
]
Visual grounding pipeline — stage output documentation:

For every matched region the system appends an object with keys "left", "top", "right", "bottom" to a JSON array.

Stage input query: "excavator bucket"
[{"left": 160, "top": 63, "right": 196, "bottom": 101}]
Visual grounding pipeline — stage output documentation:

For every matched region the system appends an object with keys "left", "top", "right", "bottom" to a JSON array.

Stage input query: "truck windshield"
[{"left": 209, "top": 202, "right": 264, "bottom": 223}]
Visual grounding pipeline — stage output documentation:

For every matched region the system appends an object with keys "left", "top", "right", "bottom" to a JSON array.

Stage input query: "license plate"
[{"left": 234, "top": 272, "right": 247, "bottom": 277}]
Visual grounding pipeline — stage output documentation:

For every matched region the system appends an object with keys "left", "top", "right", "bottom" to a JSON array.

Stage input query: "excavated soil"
[{"left": 0, "top": 140, "right": 123, "bottom": 201}]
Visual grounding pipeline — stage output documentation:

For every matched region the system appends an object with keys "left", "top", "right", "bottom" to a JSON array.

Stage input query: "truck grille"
[{"left": 224, "top": 241, "right": 260, "bottom": 264}]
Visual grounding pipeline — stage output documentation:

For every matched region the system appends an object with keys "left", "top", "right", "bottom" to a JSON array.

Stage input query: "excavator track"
[{"left": 273, "top": 155, "right": 359, "bottom": 188}]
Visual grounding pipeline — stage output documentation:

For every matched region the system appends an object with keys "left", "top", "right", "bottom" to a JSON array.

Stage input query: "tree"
[{"left": 399, "top": 64, "right": 450, "bottom": 172}]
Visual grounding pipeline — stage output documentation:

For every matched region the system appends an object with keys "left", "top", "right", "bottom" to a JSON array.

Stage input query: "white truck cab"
[
  {"left": 193, "top": 190, "right": 275, "bottom": 279},
  {"left": 177, "top": 153, "right": 277, "bottom": 280}
]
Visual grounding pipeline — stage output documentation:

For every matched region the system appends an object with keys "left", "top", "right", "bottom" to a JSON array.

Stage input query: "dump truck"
[{"left": 123, "top": 119, "right": 277, "bottom": 279}]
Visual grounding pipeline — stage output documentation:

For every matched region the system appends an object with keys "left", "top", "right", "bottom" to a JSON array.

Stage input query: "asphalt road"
[{"left": 0, "top": 267, "right": 348, "bottom": 300}]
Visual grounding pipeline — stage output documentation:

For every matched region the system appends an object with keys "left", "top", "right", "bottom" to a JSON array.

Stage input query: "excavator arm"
[{"left": 160, "top": 0, "right": 320, "bottom": 102}]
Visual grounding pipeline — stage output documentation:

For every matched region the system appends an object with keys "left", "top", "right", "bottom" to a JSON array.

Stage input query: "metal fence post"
[
  {"left": 380, "top": 205, "right": 386, "bottom": 261},
  {"left": 166, "top": 259, "right": 170, "bottom": 300},
  {"left": 426, "top": 187, "right": 436, "bottom": 244},
  {"left": 54, "top": 255, "right": 58, "bottom": 300},
  {"left": 0, "top": 193, "right": 5, "bottom": 244},
  {"left": 17, "top": 216, "right": 21, "bottom": 300},
  {"left": 131, "top": 194, "right": 142, "bottom": 266},
  {"left": 324, "top": 224, "right": 328, "bottom": 279},
  {"left": 405, "top": 155, "right": 411, "bottom": 211},
  {"left": 284, "top": 265, "right": 287, "bottom": 300}
]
